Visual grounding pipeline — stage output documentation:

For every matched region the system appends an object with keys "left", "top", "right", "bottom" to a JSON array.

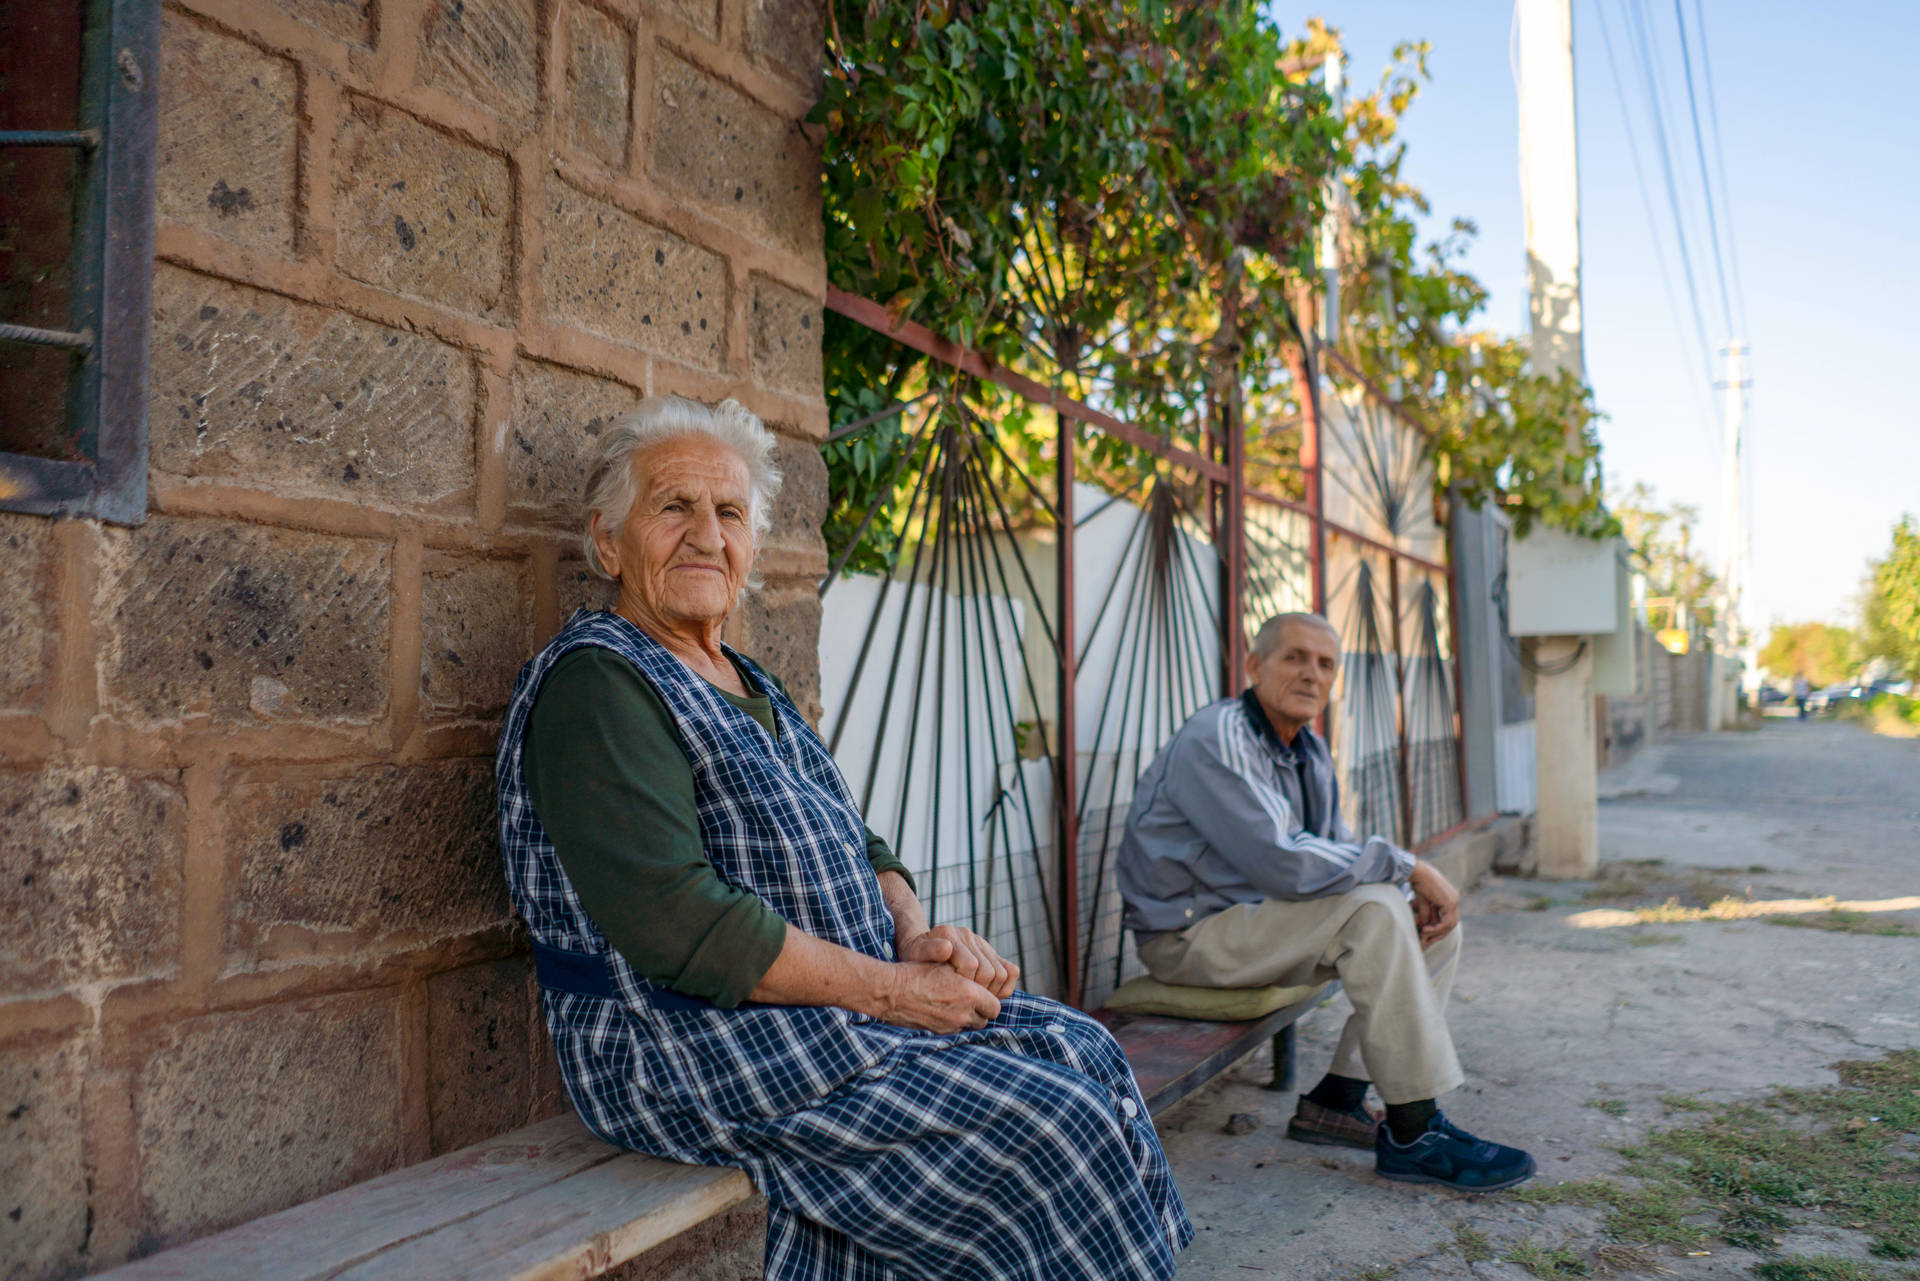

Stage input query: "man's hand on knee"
[{"left": 1408, "top": 861, "right": 1460, "bottom": 946}]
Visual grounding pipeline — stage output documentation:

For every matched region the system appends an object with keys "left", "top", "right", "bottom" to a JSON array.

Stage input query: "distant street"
[{"left": 1159, "top": 719, "right": 1920, "bottom": 1279}]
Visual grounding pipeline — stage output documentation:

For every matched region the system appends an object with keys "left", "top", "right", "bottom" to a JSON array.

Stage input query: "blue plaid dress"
[{"left": 496, "top": 610, "right": 1191, "bottom": 1280}]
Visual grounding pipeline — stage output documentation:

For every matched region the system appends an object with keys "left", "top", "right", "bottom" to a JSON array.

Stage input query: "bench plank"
[
  {"left": 93, "top": 1117, "right": 647, "bottom": 1281},
  {"left": 327, "top": 1153, "right": 752, "bottom": 1281},
  {"left": 1097, "top": 985, "right": 1333, "bottom": 1116}
]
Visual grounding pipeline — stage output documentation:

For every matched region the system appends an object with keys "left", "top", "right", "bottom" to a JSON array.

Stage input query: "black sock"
[
  {"left": 1303, "top": 1073, "right": 1370, "bottom": 1113},
  {"left": 1384, "top": 1099, "right": 1438, "bottom": 1145}
]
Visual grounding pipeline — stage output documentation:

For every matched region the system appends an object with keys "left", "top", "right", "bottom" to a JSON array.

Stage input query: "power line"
[
  {"left": 1670, "top": 0, "right": 1735, "bottom": 336},
  {"left": 1689, "top": 0, "right": 1748, "bottom": 334},
  {"left": 1625, "top": 0, "right": 1718, "bottom": 386},
  {"left": 1588, "top": 0, "right": 1717, "bottom": 436}
]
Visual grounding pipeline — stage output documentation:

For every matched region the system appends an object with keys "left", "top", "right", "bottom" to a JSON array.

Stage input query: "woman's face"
[{"left": 594, "top": 435, "right": 756, "bottom": 631}]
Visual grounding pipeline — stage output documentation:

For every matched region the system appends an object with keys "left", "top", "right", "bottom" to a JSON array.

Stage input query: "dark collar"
[{"left": 1239, "top": 688, "right": 1318, "bottom": 762}]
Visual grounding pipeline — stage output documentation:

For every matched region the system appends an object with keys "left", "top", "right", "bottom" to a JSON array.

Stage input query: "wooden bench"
[
  {"left": 95, "top": 990, "right": 1335, "bottom": 1280},
  {"left": 92, "top": 1116, "right": 753, "bottom": 1281},
  {"left": 1095, "top": 982, "right": 1339, "bottom": 1116}
]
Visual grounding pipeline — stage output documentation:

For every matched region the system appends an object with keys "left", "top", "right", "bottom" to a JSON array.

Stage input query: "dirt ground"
[{"left": 1158, "top": 719, "right": 1920, "bottom": 1281}]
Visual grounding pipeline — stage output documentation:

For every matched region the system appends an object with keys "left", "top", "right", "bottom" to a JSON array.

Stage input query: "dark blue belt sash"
[{"left": 530, "top": 941, "right": 770, "bottom": 1011}]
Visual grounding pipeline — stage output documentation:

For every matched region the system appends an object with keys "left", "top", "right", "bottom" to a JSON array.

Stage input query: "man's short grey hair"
[
  {"left": 1251, "top": 611, "right": 1340, "bottom": 658},
  {"left": 579, "top": 395, "right": 783, "bottom": 580}
]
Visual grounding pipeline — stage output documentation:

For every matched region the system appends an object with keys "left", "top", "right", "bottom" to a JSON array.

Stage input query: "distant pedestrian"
[{"left": 1793, "top": 674, "right": 1811, "bottom": 719}]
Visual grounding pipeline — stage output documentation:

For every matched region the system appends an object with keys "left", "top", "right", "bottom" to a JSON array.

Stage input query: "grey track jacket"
[{"left": 1117, "top": 692, "right": 1416, "bottom": 942}]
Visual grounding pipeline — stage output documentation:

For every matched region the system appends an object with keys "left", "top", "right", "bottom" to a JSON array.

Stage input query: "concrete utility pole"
[
  {"left": 1516, "top": 0, "right": 1600, "bottom": 878},
  {"left": 1711, "top": 340, "right": 1749, "bottom": 728}
]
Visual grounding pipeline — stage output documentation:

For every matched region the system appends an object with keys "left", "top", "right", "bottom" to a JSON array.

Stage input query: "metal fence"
[{"left": 817, "top": 288, "right": 1478, "bottom": 1009}]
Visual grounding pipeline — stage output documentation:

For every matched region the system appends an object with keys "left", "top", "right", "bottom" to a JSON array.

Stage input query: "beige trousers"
[{"left": 1135, "top": 884, "right": 1465, "bottom": 1104}]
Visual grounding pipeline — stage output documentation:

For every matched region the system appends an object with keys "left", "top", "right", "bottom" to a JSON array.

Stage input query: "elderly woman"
[{"left": 496, "top": 396, "right": 1190, "bottom": 1280}]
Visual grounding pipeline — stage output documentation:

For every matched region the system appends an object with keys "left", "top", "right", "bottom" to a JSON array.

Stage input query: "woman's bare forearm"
[
  {"left": 877, "top": 869, "right": 928, "bottom": 951},
  {"left": 748, "top": 925, "right": 895, "bottom": 1013}
]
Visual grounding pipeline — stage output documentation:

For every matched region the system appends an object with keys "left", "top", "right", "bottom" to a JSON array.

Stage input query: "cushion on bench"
[{"left": 1103, "top": 976, "right": 1329, "bottom": 1022}]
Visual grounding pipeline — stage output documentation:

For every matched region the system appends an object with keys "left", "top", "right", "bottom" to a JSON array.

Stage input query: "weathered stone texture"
[
  {"left": 420, "top": 555, "right": 530, "bottom": 718},
  {"left": 0, "top": 768, "right": 185, "bottom": 992},
  {"left": 0, "top": 514, "right": 54, "bottom": 706},
  {"left": 750, "top": 276, "right": 822, "bottom": 397},
  {"left": 568, "top": 6, "right": 631, "bottom": 169},
  {"left": 766, "top": 433, "right": 827, "bottom": 559},
  {"left": 150, "top": 265, "right": 476, "bottom": 504},
  {"left": 556, "top": 560, "right": 618, "bottom": 624},
  {"left": 136, "top": 996, "right": 402, "bottom": 1242},
  {"left": 638, "top": 0, "right": 719, "bottom": 39},
  {"left": 732, "top": 585, "right": 821, "bottom": 720},
  {"left": 334, "top": 99, "right": 512, "bottom": 318},
  {"left": 0, "top": 1038, "right": 88, "bottom": 1279},
  {"left": 748, "top": 0, "right": 825, "bottom": 96},
  {"left": 507, "top": 360, "right": 639, "bottom": 525},
  {"left": 542, "top": 181, "right": 727, "bottom": 367},
  {"left": 97, "top": 518, "right": 391, "bottom": 724},
  {"left": 652, "top": 53, "right": 821, "bottom": 256},
  {"left": 158, "top": 15, "right": 298, "bottom": 254},
  {"left": 426, "top": 959, "right": 535, "bottom": 1154},
  {"left": 419, "top": 0, "right": 540, "bottom": 115},
  {"left": 228, "top": 761, "right": 507, "bottom": 953},
  {"left": 273, "top": 0, "right": 372, "bottom": 45}
]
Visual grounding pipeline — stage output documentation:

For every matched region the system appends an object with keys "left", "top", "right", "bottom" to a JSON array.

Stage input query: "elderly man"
[
  {"left": 497, "top": 395, "right": 1189, "bottom": 1279},
  {"left": 1117, "top": 611, "right": 1534, "bottom": 1192}
]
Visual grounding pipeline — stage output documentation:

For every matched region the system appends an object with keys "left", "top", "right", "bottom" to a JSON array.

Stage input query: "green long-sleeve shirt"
[{"left": 523, "top": 647, "right": 911, "bottom": 1008}]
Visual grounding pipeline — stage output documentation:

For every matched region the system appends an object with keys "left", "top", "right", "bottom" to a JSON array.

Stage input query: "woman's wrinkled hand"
[
  {"left": 876, "top": 962, "right": 1002, "bottom": 1033},
  {"left": 900, "top": 924, "right": 1020, "bottom": 997}
]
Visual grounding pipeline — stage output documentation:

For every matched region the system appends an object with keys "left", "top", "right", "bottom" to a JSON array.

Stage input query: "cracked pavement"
[{"left": 1155, "top": 719, "right": 1920, "bottom": 1279}]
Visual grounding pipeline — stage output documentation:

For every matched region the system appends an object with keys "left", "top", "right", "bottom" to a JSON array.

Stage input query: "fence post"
[
  {"left": 1389, "top": 556, "right": 1412, "bottom": 845},
  {"left": 1054, "top": 407, "right": 1081, "bottom": 1007}
]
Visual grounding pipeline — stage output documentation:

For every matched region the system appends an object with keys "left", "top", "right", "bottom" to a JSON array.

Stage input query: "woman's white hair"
[{"left": 579, "top": 395, "right": 783, "bottom": 580}]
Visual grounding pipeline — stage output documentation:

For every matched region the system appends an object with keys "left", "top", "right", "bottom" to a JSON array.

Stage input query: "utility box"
[
  {"left": 1589, "top": 550, "right": 1638, "bottom": 697},
  {"left": 1506, "top": 526, "right": 1623, "bottom": 637}
]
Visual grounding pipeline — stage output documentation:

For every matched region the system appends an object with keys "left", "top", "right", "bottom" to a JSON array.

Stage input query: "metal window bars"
[{"left": 0, "top": 0, "right": 158, "bottom": 523}]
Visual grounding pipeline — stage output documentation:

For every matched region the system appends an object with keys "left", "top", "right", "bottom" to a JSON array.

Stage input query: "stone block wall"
[{"left": 0, "top": 0, "right": 826, "bottom": 1274}]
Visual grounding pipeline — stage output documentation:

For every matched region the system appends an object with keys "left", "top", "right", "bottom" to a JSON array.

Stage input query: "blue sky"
[{"left": 1267, "top": 0, "right": 1920, "bottom": 633}]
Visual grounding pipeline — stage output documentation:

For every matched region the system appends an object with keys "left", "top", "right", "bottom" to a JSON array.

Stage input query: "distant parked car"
[
  {"left": 1758, "top": 686, "right": 1788, "bottom": 705},
  {"left": 1807, "top": 684, "right": 1857, "bottom": 713}
]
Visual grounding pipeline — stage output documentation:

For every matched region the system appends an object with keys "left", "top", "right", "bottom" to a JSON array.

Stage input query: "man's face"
[{"left": 1247, "top": 620, "right": 1340, "bottom": 732}]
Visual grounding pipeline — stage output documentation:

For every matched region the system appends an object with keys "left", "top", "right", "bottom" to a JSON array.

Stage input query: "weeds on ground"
[
  {"left": 1629, "top": 931, "right": 1685, "bottom": 947},
  {"left": 1524, "top": 1051, "right": 1920, "bottom": 1279},
  {"left": 1579, "top": 862, "right": 1744, "bottom": 910},
  {"left": 1587, "top": 1097, "right": 1630, "bottom": 1117},
  {"left": 1527, "top": 896, "right": 1556, "bottom": 911},
  {"left": 1452, "top": 1224, "right": 1494, "bottom": 1262},
  {"left": 1750, "top": 1259, "right": 1897, "bottom": 1281},
  {"left": 1507, "top": 1239, "right": 1592, "bottom": 1279},
  {"left": 1355, "top": 1264, "right": 1398, "bottom": 1281},
  {"left": 1769, "top": 910, "right": 1920, "bottom": 939}
]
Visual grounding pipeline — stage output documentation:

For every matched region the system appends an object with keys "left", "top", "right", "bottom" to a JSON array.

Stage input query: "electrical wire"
[
  {"left": 1670, "top": 0, "right": 1734, "bottom": 336},
  {"left": 1690, "top": 0, "right": 1749, "bottom": 336},
  {"left": 1625, "top": 0, "right": 1718, "bottom": 388},
  {"left": 1589, "top": 0, "right": 1718, "bottom": 437}
]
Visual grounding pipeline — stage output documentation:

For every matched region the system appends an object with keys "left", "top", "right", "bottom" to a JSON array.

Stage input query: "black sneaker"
[{"left": 1374, "top": 1111, "right": 1536, "bottom": 1192}]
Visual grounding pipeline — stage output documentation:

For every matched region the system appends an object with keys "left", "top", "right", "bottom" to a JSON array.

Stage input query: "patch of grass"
[
  {"left": 1751, "top": 1259, "right": 1888, "bottom": 1281},
  {"left": 1452, "top": 1224, "right": 1494, "bottom": 1263},
  {"left": 1588, "top": 1097, "right": 1631, "bottom": 1117},
  {"left": 1770, "top": 910, "right": 1920, "bottom": 939},
  {"left": 1613, "top": 1051, "right": 1920, "bottom": 1262},
  {"left": 1355, "top": 1264, "right": 1398, "bottom": 1281},
  {"left": 1659, "top": 1093, "right": 1711, "bottom": 1113},
  {"left": 1517, "top": 1180, "right": 1707, "bottom": 1249},
  {"left": 1507, "top": 1239, "right": 1592, "bottom": 1279},
  {"left": 1527, "top": 896, "right": 1556, "bottom": 911},
  {"left": 1580, "top": 863, "right": 1743, "bottom": 911},
  {"left": 1591, "top": 1243, "right": 1670, "bottom": 1276},
  {"left": 1629, "top": 931, "right": 1685, "bottom": 947}
]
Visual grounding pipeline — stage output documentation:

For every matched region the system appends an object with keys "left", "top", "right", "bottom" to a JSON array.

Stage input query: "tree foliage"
[
  {"left": 814, "top": 1, "right": 1617, "bottom": 573},
  {"left": 1612, "top": 482, "right": 1716, "bottom": 625},
  {"left": 1861, "top": 514, "right": 1920, "bottom": 677},
  {"left": 1759, "top": 623, "right": 1858, "bottom": 688}
]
